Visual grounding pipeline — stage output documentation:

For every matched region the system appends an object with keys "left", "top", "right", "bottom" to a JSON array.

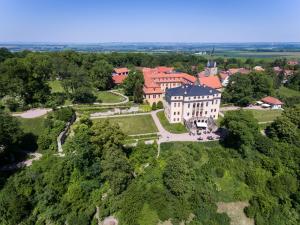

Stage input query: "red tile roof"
[
  {"left": 199, "top": 76, "right": 222, "bottom": 89},
  {"left": 112, "top": 75, "right": 126, "bottom": 85},
  {"left": 261, "top": 96, "right": 283, "bottom": 105},
  {"left": 142, "top": 67, "right": 196, "bottom": 94},
  {"left": 114, "top": 68, "right": 129, "bottom": 74}
]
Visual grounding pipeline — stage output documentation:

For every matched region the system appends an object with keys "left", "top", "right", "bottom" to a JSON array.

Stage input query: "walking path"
[
  {"left": 12, "top": 108, "right": 52, "bottom": 118},
  {"left": 90, "top": 112, "right": 151, "bottom": 119}
]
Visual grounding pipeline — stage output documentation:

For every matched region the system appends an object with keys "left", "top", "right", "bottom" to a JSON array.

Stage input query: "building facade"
[
  {"left": 142, "top": 67, "right": 196, "bottom": 105},
  {"left": 164, "top": 84, "right": 221, "bottom": 125}
]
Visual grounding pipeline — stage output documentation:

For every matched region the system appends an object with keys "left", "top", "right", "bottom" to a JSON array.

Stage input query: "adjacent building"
[
  {"left": 112, "top": 67, "right": 129, "bottom": 85},
  {"left": 113, "top": 68, "right": 129, "bottom": 76},
  {"left": 142, "top": 67, "right": 196, "bottom": 105},
  {"left": 261, "top": 96, "right": 284, "bottom": 109},
  {"left": 199, "top": 76, "right": 222, "bottom": 90},
  {"left": 164, "top": 84, "right": 221, "bottom": 126}
]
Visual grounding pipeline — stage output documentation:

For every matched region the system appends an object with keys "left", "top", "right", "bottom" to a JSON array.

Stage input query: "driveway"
[{"left": 151, "top": 110, "right": 220, "bottom": 143}]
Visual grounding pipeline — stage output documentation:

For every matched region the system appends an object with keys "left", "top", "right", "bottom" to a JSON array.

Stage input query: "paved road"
[{"left": 151, "top": 110, "right": 219, "bottom": 143}]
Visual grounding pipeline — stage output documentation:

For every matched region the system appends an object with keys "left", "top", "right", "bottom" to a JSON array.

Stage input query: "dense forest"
[
  {"left": 0, "top": 105, "right": 299, "bottom": 225},
  {"left": 0, "top": 48, "right": 300, "bottom": 224}
]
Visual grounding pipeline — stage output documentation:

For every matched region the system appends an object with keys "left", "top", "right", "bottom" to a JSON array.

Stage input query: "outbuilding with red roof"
[{"left": 261, "top": 96, "right": 284, "bottom": 109}]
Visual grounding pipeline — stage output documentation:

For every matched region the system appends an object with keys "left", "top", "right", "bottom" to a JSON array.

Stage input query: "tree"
[
  {"left": 223, "top": 74, "right": 253, "bottom": 106},
  {"left": 89, "top": 60, "right": 114, "bottom": 90},
  {"left": 151, "top": 102, "right": 157, "bottom": 110},
  {"left": 223, "top": 72, "right": 274, "bottom": 106},
  {"left": 286, "top": 71, "right": 300, "bottom": 91},
  {"left": 282, "top": 106, "right": 300, "bottom": 128},
  {"left": 220, "top": 110, "right": 259, "bottom": 151},
  {"left": 101, "top": 148, "right": 133, "bottom": 195},
  {"left": 0, "top": 110, "right": 23, "bottom": 156},
  {"left": 133, "top": 80, "right": 144, "bottom": 103},
  {"left": 0, "top": 48, "right": 13, "bottom": 62},
  {"left": 266, "top": 116, "right": 300, "bottom": 146},
  {"left": 157, "top": 101, "right": 163, "bottom": 109},
  {"left": 123, "top": 70, "right": 144, "bottom": 96},
  {"left": 163, "top": 152, "right": 190, "bottom": 196},
  {"left": 72, "top": 87, "right": 96, "bottom": 103}
]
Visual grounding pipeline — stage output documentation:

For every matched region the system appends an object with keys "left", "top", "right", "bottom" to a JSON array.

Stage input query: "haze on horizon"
[{"left": 0, "top": 0, "right": 300, "bottom": 43}]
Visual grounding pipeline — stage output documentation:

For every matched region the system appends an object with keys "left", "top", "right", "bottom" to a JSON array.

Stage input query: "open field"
[
  {"left": 96, "top": 91, "right": 125, "bottom": 103},
  {"left": 276, "top": 86, "right": 300, "bottom": 98},
  {"left": 95, "top": 115, "right": 158, "bottom": 135},
  {"left": 17, "top": 116, "right": 46, "bottom": 136},
  {"left": 216, "top": 51, "right": 300, "bottom": 59},
  {"left": 247, "top": 109, "right": 282, "bottom": 122},
  {"left": 157, "top": 111, "right": 187, "bottom": 134}
]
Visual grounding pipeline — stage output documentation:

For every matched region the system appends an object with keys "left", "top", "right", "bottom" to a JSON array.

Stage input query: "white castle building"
[{"left": 163, "top": 84, "right": 221, "bottom": 130}]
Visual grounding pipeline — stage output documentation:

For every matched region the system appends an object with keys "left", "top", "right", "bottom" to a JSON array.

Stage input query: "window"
[
  {"left": 174, "top": 112, "right": 176, "bottom": 115},
  {"left": 206, "top": 102, "right": 208, "bottom": 106},
  {"left": 177, "top": 112, "right": 180, "bottom": 115},
  {"left": 187, "top": 113, "right": 190, "bottom": 116},
  {"left": 188, "top": 103, "right": 190, "bottom": 108},
  {"left": 211, "top": 109, "right": 213, "bottom": 112},
  {"left": 153, "top": 94, "right": 156, "bottom": 98},
  {"left": 205, "top": 111, "right": 207, "bottom": 114},
  {"left": 174, "top": 103, "right": 176, "bottom": 107},
  {"left": 194, "top": 96, "right": 196, "bottom": 99},
  {"left": 214, "top": 109, "right": 217, "bottom": 112},
  {"left": 178, "top": 103, "right": 180, "bottom": 107}
]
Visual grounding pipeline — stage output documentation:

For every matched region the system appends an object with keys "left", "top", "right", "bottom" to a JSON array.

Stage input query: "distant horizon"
[{"left": 1, "top": 41, "right": 300, "bottom": 44}]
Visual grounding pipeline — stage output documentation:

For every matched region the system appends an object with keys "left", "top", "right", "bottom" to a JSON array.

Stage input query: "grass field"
[
  {"left": 276, "top": 86, "right": 300, "bottom": 98},
  {"left": 17, "top": 116, "right": 46, "bottom": 136},
  {"left": 96, "top": 91, "right": 125, "bottom": 103},
  {"left": 156, "top": 111, "right": 187, "bottom": 133},
  {"left": 247, "top": 109, "right": 282, "bottom": 122},
  {"left": 95, "top": 115, "right": 158, "bottom": 135},
  {"left": 48, "top": 80, "right": 65, "bottom": 93}
]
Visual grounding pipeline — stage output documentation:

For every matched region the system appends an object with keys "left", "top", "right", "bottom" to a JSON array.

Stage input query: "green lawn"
[
  {"left": 48, "top": 80, "right": 65, "bottom": 93},
  {"left": 156, "top": 111, "right": 187, "bottom": 134},
  {"left": 276, "top": 86, "right": 300, "bottom": 98},
  {"left": 17, "top": 116, "right": 46, "bottom": 136},
  {"left": 95, "top": 115, "right": 158, "bottom": 135},
  {"left": 96, "top": 91, "right": 125, "bottom": 103},
  {"left": 247, "top": 109, "right": 282, "bottom": 122}
]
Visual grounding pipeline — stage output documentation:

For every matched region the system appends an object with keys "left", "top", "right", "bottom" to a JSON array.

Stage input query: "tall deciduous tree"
[{"left": 89, "top": 60, "right": 114, "bottom": 90}]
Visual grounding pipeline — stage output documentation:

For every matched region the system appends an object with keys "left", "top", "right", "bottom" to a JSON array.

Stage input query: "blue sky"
[{"left": 0, "top": 0, "right": 299, "bottom": 43}]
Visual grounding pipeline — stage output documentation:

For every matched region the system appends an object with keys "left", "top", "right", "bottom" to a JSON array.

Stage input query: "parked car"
[
  {"left": 207, "top": 136, "right": 214, "bottom": 140},
  {"left": 197, "top": 137, "right": 203, "bottom": 141}
]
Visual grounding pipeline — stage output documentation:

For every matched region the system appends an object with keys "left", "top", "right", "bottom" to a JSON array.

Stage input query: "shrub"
[
  {"left": 157, "top": 101, "right": 163, "bottom": 109},
  {"left": 151, "top": 102, "right": 157, "bottom": 110},
  {"left": 73, "top": 88, "right": 96, "bottom": 103}
]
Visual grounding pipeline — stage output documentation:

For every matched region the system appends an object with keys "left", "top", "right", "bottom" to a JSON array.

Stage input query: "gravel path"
[{"left": 12, "top": 108, "right": 52, "bottom": 118}]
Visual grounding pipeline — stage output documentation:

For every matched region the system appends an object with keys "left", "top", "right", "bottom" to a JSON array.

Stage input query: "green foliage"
[
  {"left": 72, "top": 87, "right": 97, "bottom": 103},
  {"left": 163, "top": 152, "right": 191, "bottom": 196},
  {"left": 157, "top": 101, "right": 163, "bottom": 109},
  {"left": 223, "top": 72, "right": 274, "bottom": 106},
  {"left": 0, "top": 110, "right": 23, "bottom": 156},
  {"left": 286, "top": 70, "right": 300, "bottom": 91},
  {"left": 156, "top": 111, "right": 187, "bottom": 133},
  {"left": 151, "top": 102, "right": 157, "bottom": 110},
  {"left": 220, "top": 110, "right": 259, "bottom": 151},
  {"left": 123, "top": 70, "right": 144, "bottom": 97},
  {"left": 89, "top": 60, "right": 114, "bottom": 90}
]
